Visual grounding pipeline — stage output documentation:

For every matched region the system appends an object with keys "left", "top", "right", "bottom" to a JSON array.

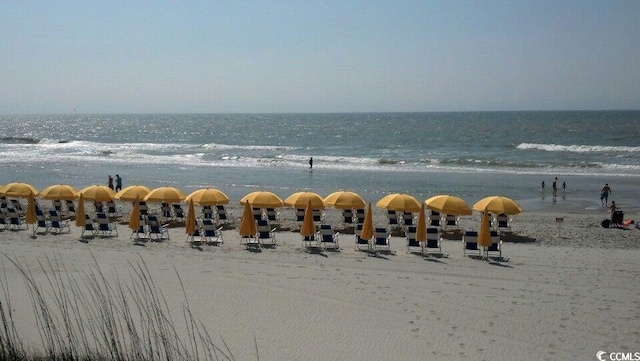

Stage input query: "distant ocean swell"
[{"left": 517, "top": 143, "right": 640, "bottom": 153}]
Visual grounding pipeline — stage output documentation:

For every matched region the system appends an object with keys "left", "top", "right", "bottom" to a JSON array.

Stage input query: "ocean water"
[{"left": 1, "top": 111, "right": 639, "bottom": 213}]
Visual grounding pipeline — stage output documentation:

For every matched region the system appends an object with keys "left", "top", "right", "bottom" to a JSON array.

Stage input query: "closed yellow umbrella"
[
  {"left": 300, "top": 200, "right": 316, "bottom": 237},
  {"left": 239, "top": 201, "right": 257, "bottom": 237},
  {"left": 185, "top": 188, "right": 230, "bottom": 206},
  {"left": 80, "top": 185, "right": 116, "bottom": 202},
  {"left": 240, "top": 191, "right": 284, "bottom": 208},
  {"left": 115, "top": 185, "right": 152, "bottom": 202},
  {"left": 376, "top": 193, "right": 421, "bottom": 212},
  {"left": 185, "top": 198, "right": 196, "bottom": 235},
  {"left": 324, "top": 191, "right": 365, "bottom": 210},
  {"left": 425, "top": 195, "right": 472, "bottom": 216},
  {"left": 128, "top": 196, "right": 141, "bottom": 232},
  {"left": 144, "top": 186, "right": 186, "bottom": 203},
  {"left": 473, "top": 196, "right": 523, "bottom": 215},
  {"left": 75, "top": 194, "right": 86, "bottom": 228},
  {"left": 26, "top": 192, "right": 37, "bottom": 225},
  {"left": 416, "top": 202, "right": 427, "bottom": 243},
  {"left": 478, "top": 211, "right": 492, "bottom": 248},
  {"left": 360, "top": 202, "right": 374, "bottom": 240},
  {"left": 0, "top": 182, "right": 39, "bottom": 198},
  {"left": 39, "top": 184, "right": 79, "bottom": 200},
  {"left": 284, "top": 191, "right": 325, "bottom": 209}
]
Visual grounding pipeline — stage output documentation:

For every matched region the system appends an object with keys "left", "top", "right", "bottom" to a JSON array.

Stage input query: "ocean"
[{"left": 1, "top": 111, "right": 639, "bottom": 213}]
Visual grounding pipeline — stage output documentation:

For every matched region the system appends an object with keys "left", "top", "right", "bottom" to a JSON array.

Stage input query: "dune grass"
[{"left": 0, "top": 252, "right": 243, "bottom": 361}]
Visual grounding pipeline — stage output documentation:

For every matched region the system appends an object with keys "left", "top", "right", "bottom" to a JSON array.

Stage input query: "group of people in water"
[
  {"left": 541, "top": 177, "right": 566, "bottom": 198},
  {"left": 541, "top": 178, "right": 617, "bottom": 210}
]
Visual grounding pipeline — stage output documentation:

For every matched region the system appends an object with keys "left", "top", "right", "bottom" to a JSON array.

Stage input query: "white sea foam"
[{"left": 517, "top": 143, "right": 640, "bottom": 153}]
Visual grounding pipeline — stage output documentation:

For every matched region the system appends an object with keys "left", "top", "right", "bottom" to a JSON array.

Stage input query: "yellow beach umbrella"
[
  {"left": 300, "top": 200, "right": 316, "bottom": 237},
  {"left": 26, "top": 192, "right": 37, "bottom": 226},
  {"left": 0, "top": 182, "right": 39, "bottom": 198},
  {"left": 240, "top": 191, "right": 284, "bottom": 208},
  {"left": 80, "top": 185, "right": 116, "bottom": 202},
  {"left": 185, "top": 198, "right": 197, "bottom": 236},
  {"left": 376, "top": 193, "right": 421, "bottom": 212},
  {"left": 284, "top": 191, "right": 325, "bottom": 209},
  {"left": 239, "top": 201, "right": 257, "bottom": 237},
  {"left": 478, "top": 211, "right": 492, "bottom": 249},
  {"left": 128, "top": 196, "right": 141, "bottom": 232},
  {"left": 360, "top": 202, "right": 374, "bottom": 241},
  {"left": 115, "top": 185, "right": 152, "bottom": 202},
  {"left": 75, "top": 194, "right": 86, "bottom": 227},
  {"left": 39, "top": 184, "right": 79, "bottom": 200},
  {"left": 144, "top": 186, "right": 186, "bottom": 203},
  {"left": 473, "top": 196, "right": 523, "bottom": 215},
  {"left": 185, "top": 188, "right": 230, "bottom": 206},
  {"left": 416, "top": 202, "right": 427, "bottom": 243},
  {"left": 324, "top": 191, "right": 365, "bottom": 210},
  {"left": 425, "top": 195, "right": 472, "bottom": 216}
]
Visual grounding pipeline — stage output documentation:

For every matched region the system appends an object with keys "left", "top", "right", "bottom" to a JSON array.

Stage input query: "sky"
[{"left": 1, "top": 1, "right": 639, "bottom": 114}]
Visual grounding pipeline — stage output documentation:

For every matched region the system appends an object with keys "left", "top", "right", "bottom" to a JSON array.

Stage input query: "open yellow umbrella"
[
  {"left": 240, "top": 191, "right": 284, "bottom": 208},
  {"left": 39, "top": 184, "right": 79, "bottom": 200},
  {"left": 239, "top": 201, "right": 257, "bottom": 237},
  {"left": 144, "top": 186, "right": 186, "bottom": 203},
  {"left": 185, "top": 188, "right": 230, "bottom": 206},
  {"left": 128, "top": 196, "right": 141, "bottom": 232},
  {"left": 300, "top": 200, "right": 316, "bottom": 238},
  {"left": 324, "top": 191, "right": 365, "bottom": 210},
  {"left": 478, "top": 211, "right": 492, "bottom": 250},
  {"left": 115, "top": 185, "right": 152, "bottom": 202},
  {"left": 75, "top": 194, "right": 86, "bottom": 227},
  {"left": 284, "top": 191, "right": 325, "bottom": 209},
  {"left": 473, "top": 196, "right": 523, "bottom": 215},
  {"left": 0, "top": 182, "right": 39, "bottom": 198},
  {"left": 360, "top": 202, "right": 374, "bottom": 241},
  {"left": 425, "top": 195, "right": 472, "bottom": 216},
  {"left": 80, "top": 185, "right": 116, "bottom": 202},
  {"left": 376, "top": 193, "right": 421, "bottom": 212},
  {"left": 416, "top": 202, "right": 427, "bottom": 244},
  {"left": 185, "top": 198, "right": 196, "bottom": 236}
]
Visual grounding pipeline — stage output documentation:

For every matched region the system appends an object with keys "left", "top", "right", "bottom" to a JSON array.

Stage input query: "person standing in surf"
[
  {"left": 600, "top": 183, "right": 612, "bottom": 206},
  {"left": 309, "top": 157, "right": 313, "bottom": 170}
]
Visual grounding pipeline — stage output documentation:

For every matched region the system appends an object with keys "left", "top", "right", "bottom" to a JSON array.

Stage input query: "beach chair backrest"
[
  {"left": 216, "top": 205, "right": 228, "bottom": 220},
  {"left": 296, "top": 209, "right": 305, "bottom": 222},
  {"left": 172, "top": 204, "right": 184, "bottom": 218}
]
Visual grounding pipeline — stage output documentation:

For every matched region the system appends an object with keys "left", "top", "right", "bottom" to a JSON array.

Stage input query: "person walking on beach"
[
  {"left": 600, "top": 183, "right": 612, "bottom": 206},
  {"left": 115, "top": 174, "right": 122, "bottom": 192},
  {"left": 552, "top": 177, "right": 558, "bottom": 197},
  {"left": 562, "top": 181, "right": 566, "bottom": 192},
  {"left": 309, "top": 157, "right": 313, "bottom": 170},
  {"left": 541, "top": 181, "right": 545, "bottom": 190},
  {"left": 108, "top": 175, "right": 114, "bottom": 190}
]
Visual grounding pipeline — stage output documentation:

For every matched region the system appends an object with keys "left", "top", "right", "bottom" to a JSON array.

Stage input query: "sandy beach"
[{"left": 1, "top": 202, "right": 639, "bottom": 361}]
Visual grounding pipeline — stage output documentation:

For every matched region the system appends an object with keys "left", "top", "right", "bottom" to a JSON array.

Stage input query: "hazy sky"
[{"left": 1, "top": 1, "right": 639, "bottom": 114}]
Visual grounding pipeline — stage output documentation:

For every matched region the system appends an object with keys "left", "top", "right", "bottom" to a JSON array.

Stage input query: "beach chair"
[
  {"left": 172, "top": 204, "right": 185, "bottom": 220},
  {"left": 611, "top": 210, "right": 624, "bottom": 228},
  {"left": 342, "top": 209, "right": 354, "bottom": 224},
  {"left": 146, "top": 215, "right": 169, "bottom": 241},
  {"left": 373, "top": 227, "right": 391, "bottom": 252},
  {"left": 486, "top": 230, "right": 502, "bottom": 258},
  {"left": 256, "top": 219, "right": 276, "bottom": 247},
  {"left": 81, "top": 214, "right": 98, "bottom": 239},
  {"left": 96, "top": 212, "right": 117, "bottom": 237},
  {"left": 354, "top": 223, "right": 371, "bottom": 251},
  {"left": 0, "top": 196, "right": 7, "bottom": 210},
  {"left": 202, "top": 206, "right": 214, "bottom": 220},
  {"left": 106, "top": 200, "right": 120, "bottom": 217},
  {"left": 493, "top": 213, "right": 511, "bottom": 232},
  {"left": 312, "top": 209, "right": 323, "bottom": 222},
  {"left": 48, "top": 209, "right": 71, "bottom": 234},
  {"left": 10, "top": 199, "right": 24, "bottom": 214},
  {"left": 52, "top": 199, "right": 63, "bottom": 213},
  {"left": 130, "top": 215, "right": 147, "bottom": 241},
  {"left": 295, "top": 208, "right": 305, "bottom": 222},
  {"left": 161, "top": 203, "right": 172, "bottom": 219},
  {"left": 65, "top": 200, "right": 76, "bottom": 216},
  {"left": 216, "top": 205, "right": 231, "bottom": 224},
  {"left": 444, "top": 214, "right": 459, "bottom": 229},
  {"left": 139, "top": 201, "right": 149, "bottom": 216},
  {"left": 355, "top": 209, "right": 365, "bottom": 224},
  {"left": 302, "top": 233, "right": 319, "bottom": 250},
  {"left": 402, "top": 212, "right": 414, "bottom": 227},
  {"left": 387, "top": 210, "right": 400, "bottom": 226},
  {"left": 405, "top": 226, "right": 423, "bottom": 254},
  {"left": 429, "top": 210, "right": 441, "bottom": 227},
  {"left": 318, "top": 224, "right": 339, "bottom": 250},
  {"left": 266, "top": 207, "right": 279, "bottom": 222},
  {"left": 7, "top": 208, "right": 27, "bottom": 231},
  {"left": 0, "top": 210, "right": 8, "bottom": 230},
  {"left": 252, "top": 207, "right": 263, "bottom": 221},
  {"left": 462, "top": 230, "right": 481, "bottom": 257},
  {"left": 93, "top": 201, "right": 104, "bottom": 213},
  {"left": 424, "top": 227, "right": 442, "bottom": 256},
  {"left": 201, "top": 218, "right": 223, "bottom": 245},
  {"left": 35, "top": 209, "right": 51, "bottom": 234}
]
